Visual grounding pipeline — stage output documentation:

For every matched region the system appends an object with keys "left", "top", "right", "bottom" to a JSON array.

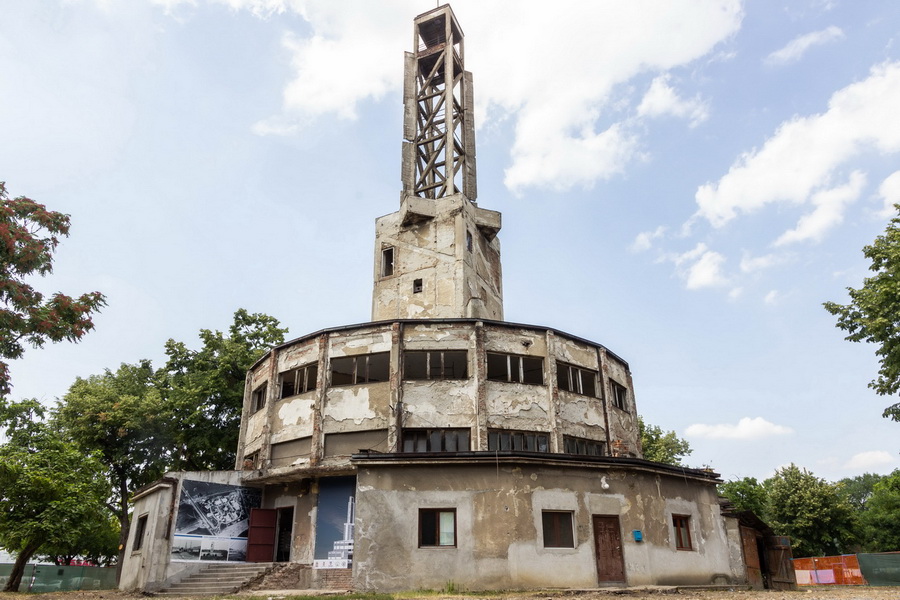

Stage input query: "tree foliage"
[
  {"left": 0, "top": 182, "right": 105, "bottom": 397},
  {"left": 0, "top": 399, "right": 112, "bottom": 591},
  {"left": 858, "top": 469, "right": 900, "bottom": 552},
  {"left": 638, "top": 415, "right": 692, "bottom": 466},
  {"left": 824, "top": 205, "right": 900, "bottom": 420},
  {"left": 719, "top": 476, "right": 768, "bottom": 518},
  {"left": 159, "top": 308, "right": 287, "bottom": 470},
  {"left": 765, "top": 464, "right": 858, "bottom": 557},
  {"left": 836, "top": 472, "right": 884, "bottom": 512}
]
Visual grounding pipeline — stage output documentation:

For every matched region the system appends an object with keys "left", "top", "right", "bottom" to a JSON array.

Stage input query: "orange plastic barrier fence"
[{"left": 793, "top": 555, "right": 867, "bottom": 586}]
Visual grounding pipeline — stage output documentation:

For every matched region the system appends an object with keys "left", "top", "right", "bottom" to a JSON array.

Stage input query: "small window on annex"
[
  {"left": 330, "top": 353, "right": 390, "bottom": 386},
  {"left": 251, "top": 383, "right": 267, "bottom": 413},
  {"left": 556, "top": 362, "right": 597, "bottom": 397},
  {"left": 404, "top": 350, "right": 468, "bottom": 380},
  {"left": 131, "top": 514, "right": 148, "bottom": 552},
  {"left": 402, "top": 428, "right": 470, "bottom": 453},
  {"left": 488, "top": 429, "right": 550, "bottom": 452},
  {"left": 486, "top": 353, "right": 544, "bottom": 385},
  {"left": 673, "top": 514, "right": 693, "bottom": 550},
  {"left": 563, "top": 435, "right": 605, "bottom": 457},
  {"left": 381, "top": 247, "right": 395, "bottom": 277},
  {"left": 541, "top": 511, "right": 575, "bottom": 548},
  {"left": 419, "top": 508, "right": 456, "bottom": 547},
  {"left": 279, "top": 362, "right": 318, "bottom": 398},
  {"left": 610, "top": 380, "right": 628, "bottom": 410},
  {"left": 413, "top": 278, "right": 424, "bottom": 293}
]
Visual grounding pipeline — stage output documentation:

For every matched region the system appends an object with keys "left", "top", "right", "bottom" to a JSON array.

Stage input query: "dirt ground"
[{"left": 2, "top": 587, "right": 899, "bottom": 600}]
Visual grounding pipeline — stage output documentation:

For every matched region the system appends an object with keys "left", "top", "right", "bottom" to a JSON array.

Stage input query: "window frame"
[
  {"left": 488, "top": 429, "right": 550, "bottom": 453},
  {"left": 419, "top": 508, "right": 457, "bottom": 548},
  {"left": 673, "top": 514, "right": 693, "bottom": 550},
  {"left": 563, "top": 435, "right": 605, "bottom": 457},
  {"left": 279, "top": 362, "right": 318, "bottom": 399},
  {"left": 131, "top": 513, "right": 149, "bottom": 552},
  {"left": 330, "top": 352, "right": 390, "bottom": 386},
  {"left": 486, "top": 352, "right": 544, "bottom": 385},
  {"left": 610, "top": 380, "right": 628, "bottom": 410},
  {"left": 403, "top": 350, "right": 468, "bottom": 381},
  {"left": 381, "top": 247, "right": 395, "bottom": 277},
  {"left": 402, "top": 428, "right": 471, "bottom": 453},
  {"left": 541, "top": 510, "right": 575, "bottom": 548},
  {"left": 251, "top": 383, "right": 267, "bottom": 413},
  {"left": 556, "top": 361, "right": 598, "bottom": 397}
]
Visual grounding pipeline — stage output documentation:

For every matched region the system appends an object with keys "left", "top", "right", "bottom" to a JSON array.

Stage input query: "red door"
[
  {"left": 246, "top": 508, "right": 277, "bottom": 562},
  {"left": 593, "top": 515, "right": 625, "bottom": 583}
]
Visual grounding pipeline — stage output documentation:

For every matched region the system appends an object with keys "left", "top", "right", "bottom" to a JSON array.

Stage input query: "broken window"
[
  {"left": 413, "top": 278, "right": 423, "bottom": 293},
  {"left": 381, "top": 247, "right": 394, "bottom": 277},
  {"left": 251, "top": 383, "right": 267, "bottom": 413},
  {"left": 556, "top": 362, "right": 598, "bottom": 397},
  {"left": 402, "top": 428, "right": 470, "bottom": 453},
  {"left": 541, "top": 511, "right": 574, "bottom": 548},
  {"left": 330, "top": 353, "right": 390, "bottom": 386},
  {"left": 404, "top": 350, "right": 468, "bottom": 380},
  {"left": 279, "top": 362, "right": 318, "bottom": 398},
  {"left": 419, "top": 508, "right": 456, "bottom": 547},
  {"left": 488, "top": 429, "right": 550, "bottom": 453},
  {"left": 563, "top": 435, "right": 605, "bottom": 457},
  {"left": 242, "top": 452, "right": 260, "bottom": 470},
  {"left": 610, "top": 380, "right": 628, "bottom": 410},
  {"left": 486, "top": 353, "right": 544, "bottom": 385},
  {"left": 131, "top": 514, "right": 148, "bottom": 552},
  {"left": 673, "top": 515, "right": 693, "bottom": 550}
]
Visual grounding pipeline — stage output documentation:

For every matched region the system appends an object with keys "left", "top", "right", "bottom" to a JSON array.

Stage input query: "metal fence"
[
  {"left": 0, "top": 563, "right": 117, "bottom": 592},
  {"left": 793, "top": 553, "right": 900, "bottom": 586}
]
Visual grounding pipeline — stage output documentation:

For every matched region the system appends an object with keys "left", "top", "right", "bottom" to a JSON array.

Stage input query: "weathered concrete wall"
[{"left": 353, "top": 460, "right": 733, "bottom": 591}]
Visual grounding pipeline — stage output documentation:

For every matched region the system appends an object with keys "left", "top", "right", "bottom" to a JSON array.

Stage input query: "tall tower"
[{"left": 372, "top": 4, "right": 503, "bottom": 321}]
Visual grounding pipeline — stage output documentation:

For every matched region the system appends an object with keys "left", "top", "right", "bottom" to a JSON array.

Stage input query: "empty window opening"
[
  {"left": 279, "top": 362, "right": 318, "bottom": 399},
  {"left": 402, "top": 428, "right": 470, "bottom": 453},
  {"left": 556, "top": 362, "right": 598, "bottom": 397},
  {"left": 488, "top": 429, "right": 549, "bottom": 453},
  {"left": 542, "top": 511, "right": 575, "bottom": 548},
  {"left": 404, "top": 350, "right": 468, "bottom": 380},
  {"left": 330, "top": 353, "right": 390, "bottom": 386},
  {"left": 131, "top": 514, "right": 148, "bottom": 552},
  {"left": 610, "top": 380, "right": 628, "bottom": 410},
  {"left": 251, "top": 383, "right": 267, "bottom": 413},
  {"left": 673, "top": 514, "right": 693, "bottom": 550},
  {"left": 419, "top": 508, "right": 456, "bottom": 547},
  {"left": 242, "top": 452, "right": 260, "bottom": 470},
  {"left": 413, "top": 278, "right": 423, "bottom": 293},
  {"left": 466, "top": 230, "right": 473, "bottom": 252},
  {"left": 486, "top": 353, "right": 544, "bottom": 385},
  {"left": 563, "top": 435, "right": 605, "bottom": 457},
  {"left": 381, "top": 247, "right": 395, "bottom": 277}
]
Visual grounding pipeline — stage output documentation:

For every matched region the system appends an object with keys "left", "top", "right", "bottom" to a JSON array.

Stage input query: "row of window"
[
  {"left": 418, "top": 509, "right": 694, "bottom": 551},
  {"left": 398, "top": 428, "right": 606, "bottom": 457},
  {"left": 255, "top": 351, "right": 629, "bottom": 409}
]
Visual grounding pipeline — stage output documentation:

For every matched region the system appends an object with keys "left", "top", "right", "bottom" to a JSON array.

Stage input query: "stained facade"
[{"left": 120, "top": 5, "right": 782, "bottom": 593}]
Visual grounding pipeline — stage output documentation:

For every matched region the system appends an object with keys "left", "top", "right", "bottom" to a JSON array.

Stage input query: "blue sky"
[{"left": 2, "top": 0, "right": 899, "bottom": 483}]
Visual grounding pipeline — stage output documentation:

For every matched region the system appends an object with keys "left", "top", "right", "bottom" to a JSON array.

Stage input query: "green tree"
[
  {"left": 0, "top": 399, "right": 111, "bottom": 591},
  {"left": 38, "top": 512, "right": 120, "bottom": 566},
  {"left": 638, "top": 415, "right": 692, "bottom": 466},
  {"left": 836, "top": 472, "right": 884, "bottom": 512},
  {"left": 719, "top": 476, "right": 769, "bottom": 518},
  {"left": 0, "top": 182, "right": 105, "bottom": 397},
  {"left": 859, "top": 469, "right": 900, "bottom": 552},
  {"left": 159, "top": 308, "right": 287, "bottom": 470},
  {"left": 824, "top": 205, "right": 900, "bottom": 421},
  {"left": 56, "top": 360, "right": 170, "bottom": 572},
  {"left": 764, "top": 464, "right": 858, "bottom": 557}
]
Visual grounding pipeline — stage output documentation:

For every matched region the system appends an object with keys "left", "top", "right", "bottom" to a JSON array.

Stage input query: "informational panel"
[
  {"left": 312, "top": 476, "right": 356, "bottom": 569},
  {"left": 171, "top": 479, "right": 261, "bottom": 562}
]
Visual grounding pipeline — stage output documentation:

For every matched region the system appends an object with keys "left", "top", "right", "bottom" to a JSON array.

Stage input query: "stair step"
[{"left": 159, "top": 562, "right": 275, "bottom": 595}]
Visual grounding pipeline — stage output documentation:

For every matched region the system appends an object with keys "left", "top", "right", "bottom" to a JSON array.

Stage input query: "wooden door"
[
  {"left": 593, "top": 515, "right": 625, "bottom": 583},
  {"left": 246, "top": 508, "right": 277, "bottom": 562}
]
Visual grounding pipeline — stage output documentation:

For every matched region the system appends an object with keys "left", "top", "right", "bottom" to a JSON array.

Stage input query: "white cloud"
[
  {"left": 637, "top": 75, "right": 709, "bottom": 126},
  {"left": 876, "top": 170, "right": 900, "bottom": 218},
  {"left": 695, "top": 61, "right": 900, "bottom": 228},
  {"left": 664, "top": 243, "right": 729, "bottom": 290},
  {"left": 631, "top": 226, "right": 668, "bottom": 252},
  {"left": 773, "top": 170, "right": 865, "bottom": 246},
  {"left": 843, "top": 450, "right": 896, "bottom": 470},
  {"left": 740, "top": 252, "right": 784, "bottom": 273},
  {"left": 685, "top": 417, "right": 794, "bottom": 440},
  {"left": 763, "top": 290, "right": 779, "bottom": 305},
  {"left": 766, "top": 26, "right": 844, "bottom": 66}
]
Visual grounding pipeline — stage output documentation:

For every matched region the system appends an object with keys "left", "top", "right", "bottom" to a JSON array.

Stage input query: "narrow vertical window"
[
  {"left": 251, "top": 383, "right": 267, "bottom": 412},
  {"left": 611, "top": 381, "right": 628, "bottom": 410},
  {"left": 132, "top": 514, "right": 149, "bottom": 551},
  {"left": 673, "top": 515, "right": 693, "bottom": 550},
  {"left": 413, "top": 278, "right": 423, "bottom": 293},
  {"left": 466, "top": 230, "right": 473, "bottom": 252},
  {"left": 381, "top": 247, "right": 395, "bottom": 277},
  {"left": 419, "top": 509, "right": 456, "bottom": 547}
]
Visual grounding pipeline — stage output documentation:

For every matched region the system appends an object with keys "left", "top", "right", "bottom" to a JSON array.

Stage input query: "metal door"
[
  {"left": 593, "top": 515, "right": 625, "bottom": 583},
  {"left": 246, "top": 508, "right": 277, "bottom": 562}
]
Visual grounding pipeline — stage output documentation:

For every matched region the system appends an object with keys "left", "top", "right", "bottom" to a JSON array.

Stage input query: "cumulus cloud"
[
  {"left": 685, "top": 417, "right": 794, "bottom": 440},
  {"left": 766, "top": 26, "right": 844, "bottom": 66},
  {"left": 663, "top": 243, "right": 729, "bottom": 289},
  {"left": 637, "top": 75, "right": 709, "bottom": 126},
  {"left": 773, "top": 170, "right": 865, "bottom": 246},
  {"left": 843, "top": 450, "right": 896, "bottom": 470},
  {"left": 740, "top": 252, "right": 784, "bottom": 273},
  {"left": 695, "top": 61, "right": 900, "bottom": 228},
  {"left": 631, "top": 226, "right": 668, "bottom": 252},
  {"left": 877, "top": 170, "right": 900, "bottom": 218}
]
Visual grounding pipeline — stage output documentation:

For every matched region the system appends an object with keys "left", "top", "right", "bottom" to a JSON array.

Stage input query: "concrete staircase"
[{"left": 156, "top": 562, "right": 275, "bottom": 596}]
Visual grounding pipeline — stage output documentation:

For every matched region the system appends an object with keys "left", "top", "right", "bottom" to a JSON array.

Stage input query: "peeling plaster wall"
[
  {"left": 324, "top": 384, "right": 390, "bottom": 432},
  {"left": 353, "top": 462, "right": 733, "bottom": 591}
]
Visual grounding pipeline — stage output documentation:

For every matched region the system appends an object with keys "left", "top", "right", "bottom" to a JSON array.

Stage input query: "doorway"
[
  {"left": 592, "top": 515, "right": 625, "bottom": 584},
  {"left": 275, "top": 507, "right": 294, "bottom": 562}
]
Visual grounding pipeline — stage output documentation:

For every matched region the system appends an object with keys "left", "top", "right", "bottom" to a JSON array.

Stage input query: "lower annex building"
[{"left": 120, "top": 4, "right": 794, "bottom": 593}]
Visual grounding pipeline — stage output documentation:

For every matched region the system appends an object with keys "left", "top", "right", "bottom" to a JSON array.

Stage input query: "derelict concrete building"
[{"left": 121, "top": 5, "right": 793, "bottom": 593}]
